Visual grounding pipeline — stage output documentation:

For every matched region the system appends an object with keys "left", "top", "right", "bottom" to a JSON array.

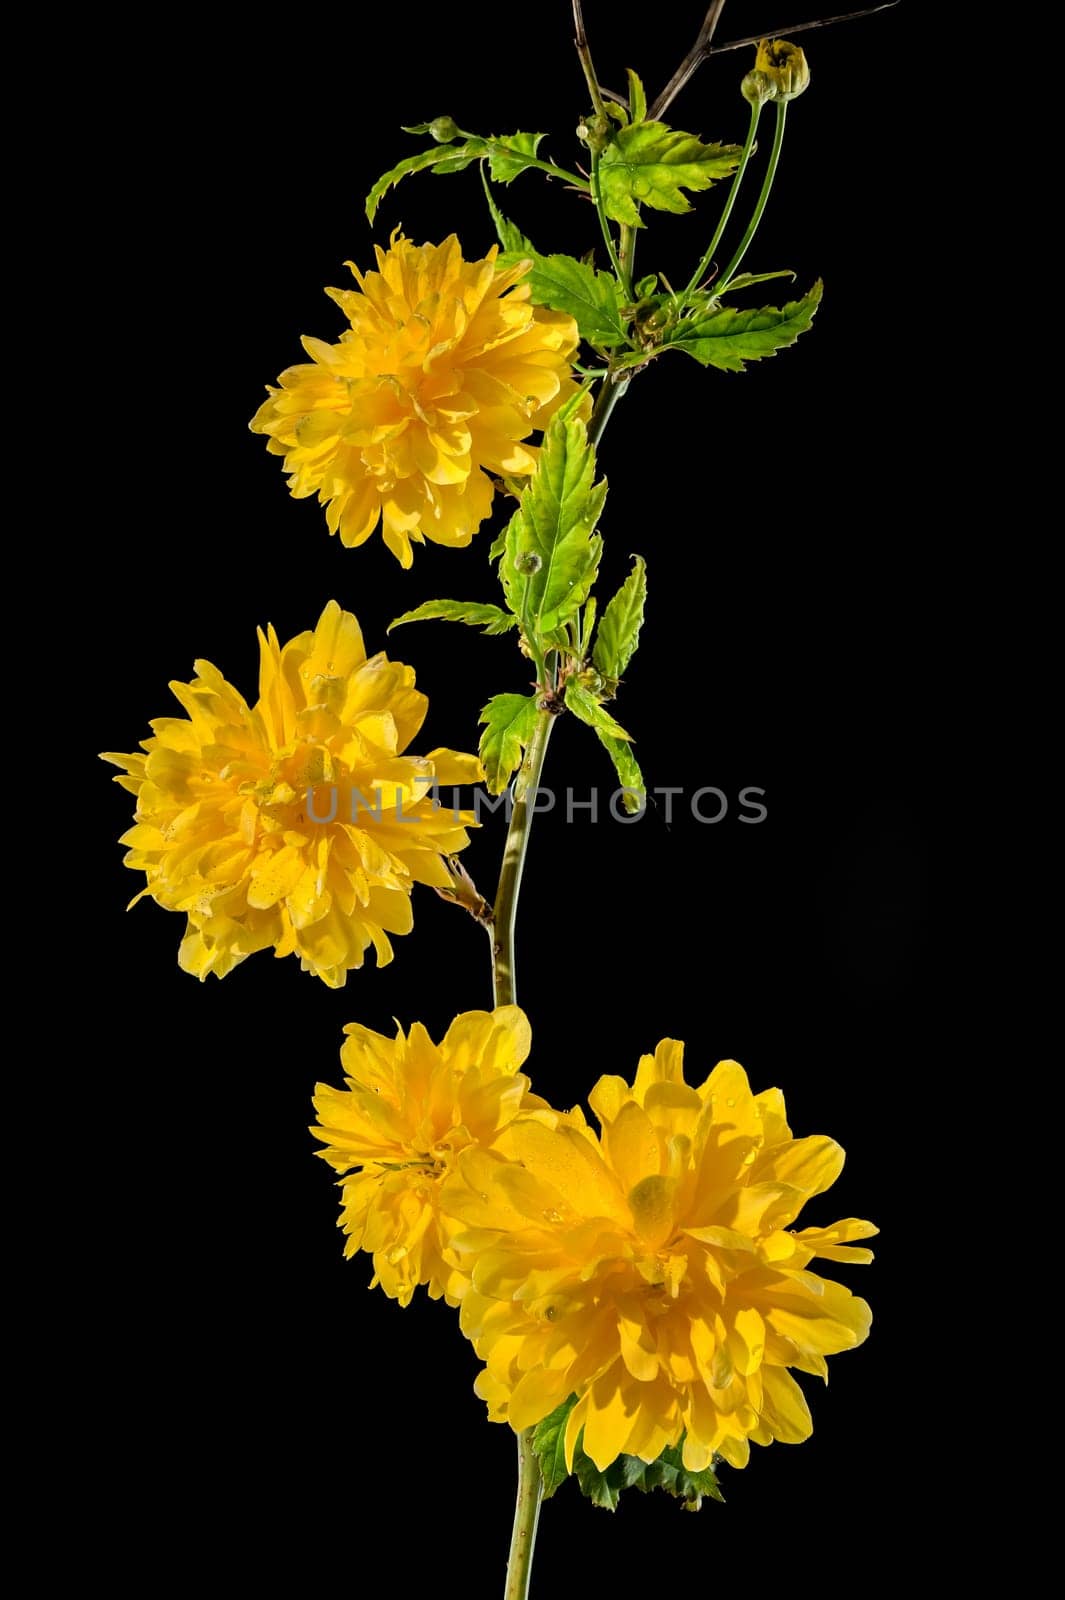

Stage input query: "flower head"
[
  {"left": 250, "top": 235, "right": 580, "bottom": 567},
  {"left": 102, "top": 601, "right": 481, "bottom": 985},
  {"left": 742, "top": 38, "right": 811, "bottom": 105},
  {"left": 445, "top": 1041, "right": 875, "bottom": 1473},
  {"left": 312, "top": 1007, "right": 541, "bottom": 1305}
]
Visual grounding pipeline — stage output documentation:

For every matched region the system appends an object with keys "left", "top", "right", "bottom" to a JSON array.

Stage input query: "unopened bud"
[
  {"left": 743, "top": 39, "right": 810, "bottom": 105},
  {"left": 429, "top": 116, "right": 460, "bottom": 143}
]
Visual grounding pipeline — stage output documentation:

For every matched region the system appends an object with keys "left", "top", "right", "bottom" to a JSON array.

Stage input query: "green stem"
[
  {"left": 590, "top": 150, "right": 627, "bottom": 291},
  {"left": 588, "top": 374, "right": 630, "bottom": 447},
  {"left": 620, "top": 223, "right": 637, "bottom": 291},
  {"left": 502, "top": 152, "right": 589, "bottom": 190},
  {"left": 504, "top": 1429, "right": 544, "bottom": 1600},
  {"left": 490, "top": 707, "right": 556, "bottom": 1009},
  {"left": 685, "top": 99, "right": 761, "bottom": 294},
  {"left": 716, "top": 100, "right": 788, "bottom": 293},
  {"left": 490, "top": 329, "right": 629, "bottom": 1597}
]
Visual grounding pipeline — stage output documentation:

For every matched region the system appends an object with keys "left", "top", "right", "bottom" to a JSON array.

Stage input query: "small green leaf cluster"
[
  {"left": 533, "top": 1396, "right": 725, "bottom": 1513},
  {"left": 391, "top": 399, "right": 646, "bottom": 811}
]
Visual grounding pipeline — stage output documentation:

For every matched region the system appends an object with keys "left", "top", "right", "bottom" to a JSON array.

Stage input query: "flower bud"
[
  {"left": 429, "top": 116, "right": 460, "bottom": 143},
  {"left": 743, "top": 39, "right": 811, "bottom": 105}
]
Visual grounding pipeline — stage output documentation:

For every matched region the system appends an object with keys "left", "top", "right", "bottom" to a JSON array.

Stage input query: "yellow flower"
[
  {"left": 444, "top": 1040, "right": 875, "bottom": 1474},
  {"left": 250, "top": 234, "right": 580, "bottom": 568},
  {"left": 742, "top": 38, "right": 811, "bottom": 105},
  {"left": 312, "top": 1007, "right": 542, "bottom": 1306},
  {"left": 101, "top": 601, "right": 481, "bottom": 986}
]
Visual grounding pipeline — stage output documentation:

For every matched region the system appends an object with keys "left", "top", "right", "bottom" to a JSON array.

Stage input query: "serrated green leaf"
[
  {"left": 531, "top": 1397, "right": 577, "bottom": 1501},
  {"left": 564, "top": 679, "right": 633, "bottom": 742},
  {"left": 487, "top": 522, "right": 509, "bottom": 562},
  {"left": 433, "top": 153, "right": 480, "bottom": 174},
  {"left": 669, "top": 280, "right": 823, "bottom": 371},
  {"left": 716, "top": 268, "right": 797, "bottom": 295},
  {"left": 366, "top": 137, "right": 489, "bottom": 220},
  {"left": 626, "top": 69, "right": 647, "bottom": 125},
  {"left": 498, "top": 250, "right": 628, "bottom": 347},
  {"left": 501, "top": 407, "right": 607, "bottom": 641},
  {"left": 480, "top": 169, "right": 534, "bottom": 255},
  {"left": 595, "top": 729, "right": 645, "bottom": 813},
  {"left": 478, "top": 693, "right": 538, "bottom": 794},
  {"left": 629, "top": 1442, "right": 725, "bottom": 1509},
  {"left": 600, "top": 124, "right": 742, "bottom": 227},
  {"left": 389, "top": 599, "right": 517, "bottom": 636},
  {"left": 488, "top": 130, "right": 546, "bottom": 183},
  {"left": 574, "top": 1447, "right": 624, "bottom": 1512},
  {"left": 593, "top": 555, "right": 646, "bottom": 681},
  {"left": 366, "top": 147, "right": 462, "bottom": 222}
]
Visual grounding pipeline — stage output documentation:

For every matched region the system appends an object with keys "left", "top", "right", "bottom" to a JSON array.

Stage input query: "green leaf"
[
  {"left": 531, "top": 1397, "right": 576, "bottom": 1501},
  {"left": 599, "top": 124, "right": 742, "bottom": 227},
  {"left": 716, "top": 268, "right": 797, "bottom": 295},
  {"left": 574, "top": 1447, "right": 625, "bottom": 1512},
  {"left": 499, "top": 250, "right": 628, "bottom": 347},
  {"left": 595, "top": 729, "right": 645, "bottom": 814},
  {"left": 593, "top": 555, "right": 646, "bottom": 681},
  {"left": 501, "top": 406, "right": 607, "bottom": 642},
  {"left": 628, "top": 1442, "right": 725, "bottom": 1509},
  {"left": 480, "top": 170, "right": 534, "bottom": 255},
  {"left": 488, "top": 131, "right": 546, "bottom": 183},
  {"left": 626, "top": 69, "right": 647, "bottom": 125},
  {"left": 487, "top": 523, "right": 509, "bottom": 562},
  {"left": 478, "top": 693, "right": 538, "bottom": 794},
  {"left": 389, "top": 599, "right": 517, "bottom": 637},
  {"left": 563, "top": 679, "right": 633, "bottom": 742},
  {"left": 366, "top": 146, "right": 467, "bottom": 221},
  {"left": 669, "top": 280, "right": 823, "bottom": 372}
]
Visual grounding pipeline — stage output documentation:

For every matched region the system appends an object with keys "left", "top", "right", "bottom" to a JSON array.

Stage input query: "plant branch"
[
  {"left": 504, "top": 1429, "right": 543, "bottom": 1600},
  {"left": 490, "top": 707, "right": 556, "bottom": 1008},
  {"left": 572, "top": 0, "right": 607, "bottom": 120},
  {"left": 707, "top": 3, "right": 900, "bottom": 57},
  {"left": 685, "top": 97, "right": 761, "bottom": 294},
  {"left": 650, "top": 1, "right": 728, "bottom": 120},
  {"left": 717, "top": 99, "right": 788, "bottom": 293}
]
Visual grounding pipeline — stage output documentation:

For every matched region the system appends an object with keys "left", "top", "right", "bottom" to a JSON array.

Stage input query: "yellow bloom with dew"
[
  {"left": 444, "top": 1040, "right": 875, "bottom": 1474},
  {"left": 102, "top": 601, "right": 481, "bottom": 986},
  {"left": 313, "top": 1007, "right": 545, "bottom": 1306},
  {"left": 250, "top": 234, "right": 581, "bottom": 568}
]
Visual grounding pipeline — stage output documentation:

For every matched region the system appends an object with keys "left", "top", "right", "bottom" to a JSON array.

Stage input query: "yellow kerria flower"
[
  {"left": 444, "top": 1041, "right": 875, "bottom": 1474},
  {"left": 250, "top": 234, "right": 581, "bottom": 568},
  {"left": 312, "top": 1007, "right": 544, "bottom": 1306},
  {"left": 101, "top": 601, "right": 481, "bottom": 986}
]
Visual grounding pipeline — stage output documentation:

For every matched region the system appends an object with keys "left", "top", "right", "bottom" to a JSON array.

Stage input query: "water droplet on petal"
[
  {"left": 543, "top": 1208, "right": 563, "bottom": 1224},
  {"left": 726, "top": 1097, "right": 737, "bottom": 1107}
]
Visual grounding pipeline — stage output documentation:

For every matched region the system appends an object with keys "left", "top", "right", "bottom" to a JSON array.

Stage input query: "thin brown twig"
[
  {"left": 706, "top": 3, "right": 900, "bottom": 57},
  {"left": 571, "top": 0, "right": 607, "bottom": 119},
  {"left": 650, "top": 2, "right": 728, "bottom": 121}
]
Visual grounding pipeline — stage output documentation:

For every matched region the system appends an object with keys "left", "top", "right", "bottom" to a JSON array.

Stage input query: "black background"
[{"left": 82, "top": 3, "right": 936, "bottom": 1589}]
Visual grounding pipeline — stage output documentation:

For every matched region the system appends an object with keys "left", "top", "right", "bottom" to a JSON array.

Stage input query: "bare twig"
[
  {"left": 572, "top": 0, "right": 607, "bottom": 119},
  {"left": 650, "top": 2, "right": 728, "bottom": 121},
  {"left": 707, "top": 3, "right": 900, "bottom": 57}
]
